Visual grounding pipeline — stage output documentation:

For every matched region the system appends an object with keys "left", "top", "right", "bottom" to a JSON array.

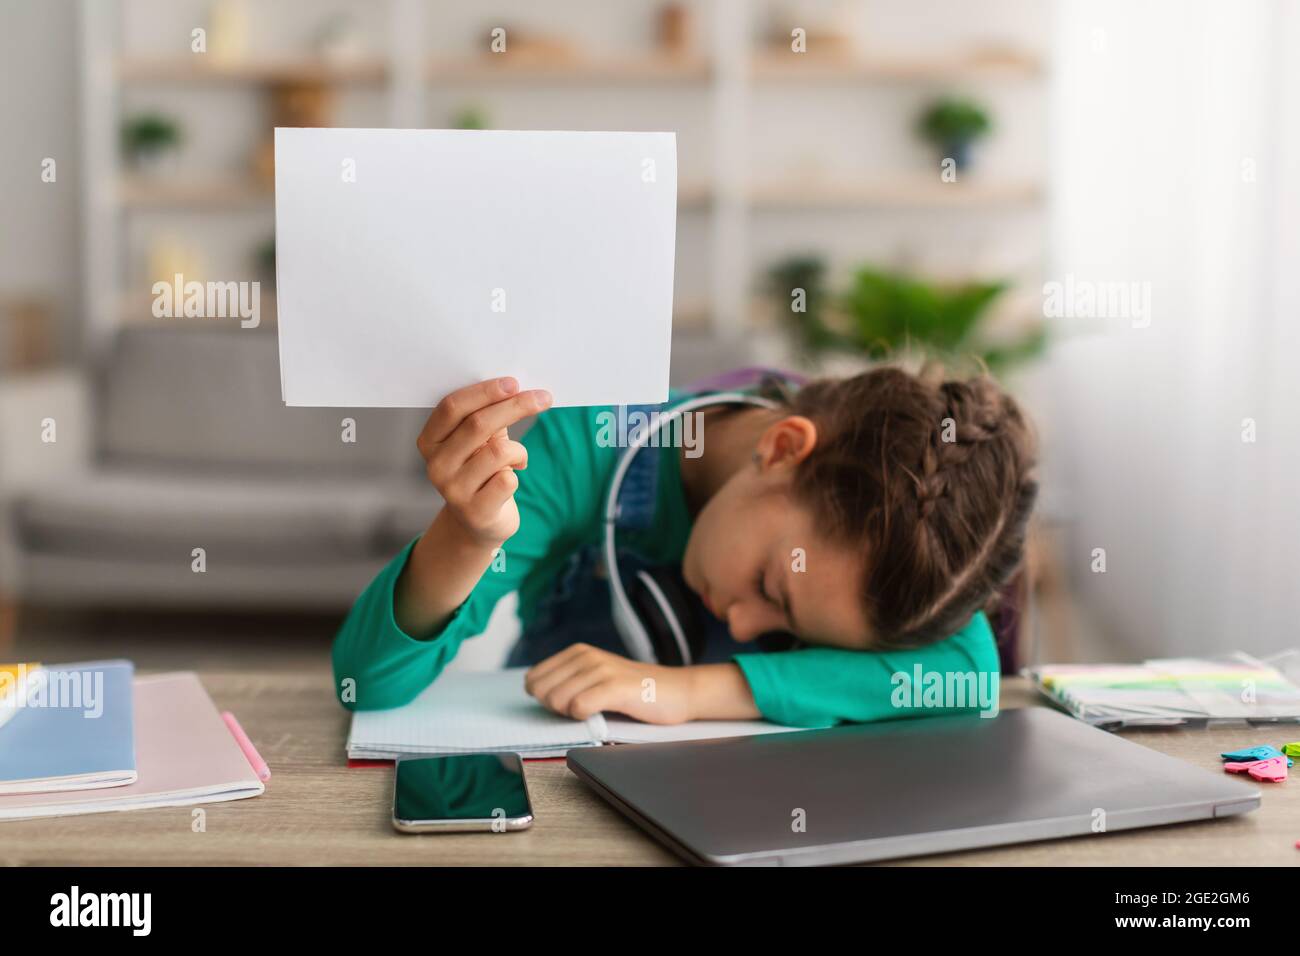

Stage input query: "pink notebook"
[{"left": 0, "top": 672, "right": 265, "bottom": 821}]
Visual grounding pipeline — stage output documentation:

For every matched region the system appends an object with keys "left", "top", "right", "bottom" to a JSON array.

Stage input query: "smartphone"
[{"left": 392, "top": 752, "right": 534, "bottom": 833}]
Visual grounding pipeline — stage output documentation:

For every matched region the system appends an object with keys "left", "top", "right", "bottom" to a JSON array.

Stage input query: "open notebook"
[
  {"left": 0, "top": 672, "right": 264, "bottom": 821},
  {"left": 347, "top": 668, "right": 803, "bottom": 760}
]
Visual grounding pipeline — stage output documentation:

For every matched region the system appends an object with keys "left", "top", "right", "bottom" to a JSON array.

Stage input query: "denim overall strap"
[
  {"left": 506, "top": 402, "right": 670, "bottom": 667},
  {"left": 607, "top": 402, "right": 664, "bottom": 533}
]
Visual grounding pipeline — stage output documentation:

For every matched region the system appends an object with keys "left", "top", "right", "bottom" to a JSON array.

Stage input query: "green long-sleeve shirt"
[{"left": 332, "top": 396, "right": 1001, "bottom": 727}]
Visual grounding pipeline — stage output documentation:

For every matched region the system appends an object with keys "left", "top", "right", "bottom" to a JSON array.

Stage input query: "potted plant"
[
  {"left": 767, "top": 255, "right": 833, "bottom": 352},
  {"left": 773, "top": 262, "right": 1045, "bottom": 376},
  {"left": 453, "top": 105, "right": 490, "bottom": 130},
  {"left": 121, "top": 113, "right": 182, "bottom": 175},
  {"left": 255, "top": 237, "right": 276, "bottom": 284},
  {"left": 917, "top": 97, "right": 991, "bottom": 171}
]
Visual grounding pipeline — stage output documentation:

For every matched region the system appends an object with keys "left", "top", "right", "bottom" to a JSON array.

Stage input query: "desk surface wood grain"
[{"left": 2, "top": 670, "right": 1297, "bottom": 866}]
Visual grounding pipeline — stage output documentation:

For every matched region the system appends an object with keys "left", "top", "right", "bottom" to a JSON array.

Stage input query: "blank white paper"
[{"left": 274, "top": 127, "right": 677, "bottom": 408}]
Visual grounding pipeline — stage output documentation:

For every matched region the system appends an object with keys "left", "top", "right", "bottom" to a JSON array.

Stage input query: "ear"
[{"left": 756, "top": 415, "right": 818, "bottom": 471}]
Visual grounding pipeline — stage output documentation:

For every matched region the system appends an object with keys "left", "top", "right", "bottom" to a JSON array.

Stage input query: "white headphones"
[{"left": 604, "top": 392, "right": 781, "bottom": 664}]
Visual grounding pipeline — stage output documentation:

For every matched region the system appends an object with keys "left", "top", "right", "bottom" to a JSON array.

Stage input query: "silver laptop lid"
[{"left": 567, "top": 707, "right": 1260, "bottom": 866}]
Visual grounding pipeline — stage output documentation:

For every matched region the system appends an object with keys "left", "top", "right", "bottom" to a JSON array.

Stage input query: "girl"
[{"left": 332, "top": 365, "right": 1037, "bottom": 727}]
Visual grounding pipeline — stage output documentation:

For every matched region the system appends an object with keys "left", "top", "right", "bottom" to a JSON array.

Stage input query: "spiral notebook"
[
  {"left": 1029, "top": 651, "right": 1300, "bottom": 730},
  {"left": 346, "top": 668, "right": 801, "bottom": 760}
]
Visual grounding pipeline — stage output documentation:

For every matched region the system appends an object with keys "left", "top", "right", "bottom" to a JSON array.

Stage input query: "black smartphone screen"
[{"left": 394, "top": 753, "right": 531, "bottom": 823}]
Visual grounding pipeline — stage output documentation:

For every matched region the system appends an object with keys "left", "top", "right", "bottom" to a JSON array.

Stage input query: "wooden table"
[{"left": 2, "top": 672, "right": 1297, "bottom": 866}]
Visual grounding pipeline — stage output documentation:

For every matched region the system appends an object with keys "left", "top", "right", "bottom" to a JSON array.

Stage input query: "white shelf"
[
  {"left": 117, "top": 177, "right": 272, "bottom": 208},
  {"left": 116, "top": 56, "right": 388, "bottom": 85},
  {"left": 750, "top": 177, "right": 1042, "bottom": 209},
  {"left": 427, "top": 53, "right": 711, "bottom": 85},
  {"left": 751, "top": 49, "right": 1043, "bottom": 82}
]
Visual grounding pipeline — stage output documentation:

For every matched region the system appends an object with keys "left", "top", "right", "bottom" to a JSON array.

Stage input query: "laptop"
[{"left": 566, "top": 706, "right": 1260, "bottom": 866}]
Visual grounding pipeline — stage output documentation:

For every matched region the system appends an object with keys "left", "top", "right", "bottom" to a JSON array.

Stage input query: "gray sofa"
[
  {"left": 4, "top": 325, "right": 436, "bottom": 610},
  {"left": 1, "top": 324, "right": 769, "bottom": 612}
]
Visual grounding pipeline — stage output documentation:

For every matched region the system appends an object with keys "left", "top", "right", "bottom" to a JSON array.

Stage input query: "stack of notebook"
[
  {"left": 0, "top": 660, "right": 265, "bottom": 821},
  {"left": 1030, "top": 651, "right": 1300, "bottom": 730}
]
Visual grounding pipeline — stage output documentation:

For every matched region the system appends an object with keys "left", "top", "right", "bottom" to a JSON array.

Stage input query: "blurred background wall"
[
  {"left": 0, "top": 0, "right": 82, "bottom": 364},
  {"left": 1, "top": 0, "right": 1297, "bottom": 667},
  {"left": 1048, "top": 0, "right": 1300, "bottom": 658}
]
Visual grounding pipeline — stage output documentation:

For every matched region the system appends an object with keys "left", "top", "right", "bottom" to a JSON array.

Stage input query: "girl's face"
[{"left": 680, "top": 430, "right": 873, "bottom": 651}]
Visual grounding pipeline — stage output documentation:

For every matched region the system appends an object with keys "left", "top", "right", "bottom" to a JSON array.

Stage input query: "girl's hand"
[
  {"left": 524, "top": 644, "right": 695, "bottom": 725},
  {"left": 416, "top": 377, "right": 552, "bottom": 548}
]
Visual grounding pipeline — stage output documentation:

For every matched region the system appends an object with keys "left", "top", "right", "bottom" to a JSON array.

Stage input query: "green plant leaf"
[{"left": 917, "top": 97, "right": 992, "bottom": 148}]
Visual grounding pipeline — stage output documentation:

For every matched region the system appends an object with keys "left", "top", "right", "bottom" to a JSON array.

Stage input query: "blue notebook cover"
[{"left": 0, "top": 660, "right": 136, "bottom": 794}]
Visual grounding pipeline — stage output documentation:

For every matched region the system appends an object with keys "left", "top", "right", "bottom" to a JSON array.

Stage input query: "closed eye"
[{"left": 760, "top": 567, "right": 796, "bottom": 630}]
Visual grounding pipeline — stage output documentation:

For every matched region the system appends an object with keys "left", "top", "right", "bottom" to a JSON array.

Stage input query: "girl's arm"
[
  {"left": 731, "top": 611, "right": 1002, "bottom": 726},
  {"left": 525, "top": 611, "right": 1000, "bottom": 727},
  {"left": 332, "top": 382, "right": 596, "bottom": 712},
  {"left": 524, "top": 649, "right": 760, "bottom": 724},
  {"left": 395, "top": 378, "right": 551, "bottom": 635}
]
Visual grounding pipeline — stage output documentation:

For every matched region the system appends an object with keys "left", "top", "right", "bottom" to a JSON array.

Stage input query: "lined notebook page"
[{"left": 347, "top": 669, "right": 607, "bottom": 758}]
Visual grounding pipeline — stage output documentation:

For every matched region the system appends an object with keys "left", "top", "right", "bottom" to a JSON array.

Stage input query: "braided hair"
[{"left": 758, "top": 365, "right": 1038, "bottom": 649}]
